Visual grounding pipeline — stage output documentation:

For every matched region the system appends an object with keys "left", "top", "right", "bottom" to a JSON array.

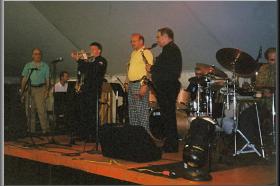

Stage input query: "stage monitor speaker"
[{"left": 99, "top": 124, "right": 162, "bottom": 162}]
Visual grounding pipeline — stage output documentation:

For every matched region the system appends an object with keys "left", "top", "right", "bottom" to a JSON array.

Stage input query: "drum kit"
[{"left": 149, "top": 48, "right": 275, "bottom": 158}]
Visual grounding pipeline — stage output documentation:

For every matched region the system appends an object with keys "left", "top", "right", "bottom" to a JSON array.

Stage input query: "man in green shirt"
[
  {"left": 21, "top": 48, "right": 50, "bottom": 134},
  {"left": 255, "top": 47, "right": 276, "bottom": 91},
  {"left": 255, "top": 47, "right": 276, "bottom": 101}
]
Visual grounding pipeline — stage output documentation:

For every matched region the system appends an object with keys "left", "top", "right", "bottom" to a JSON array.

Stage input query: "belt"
[
  {"left": 129, "top": 80, "right": 141, "bottom": 83},
  {"left": 31, "top": 83, "right": 46, "bottom": 88}
]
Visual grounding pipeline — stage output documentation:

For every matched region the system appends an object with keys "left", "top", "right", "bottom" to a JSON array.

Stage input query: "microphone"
[
  {"left": 256, "top": 46, "right": 262, "bottom": 62},
  {"left": 144, "top": 43, "right": 158, "bottom": 50},
  {"left": 52, "top": 57, "right": 63, "bottom": 63}
]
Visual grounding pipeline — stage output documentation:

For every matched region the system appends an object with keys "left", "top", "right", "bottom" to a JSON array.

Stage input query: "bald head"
[
  {"left": 130, "top": 33, "right": 145, "bottom": 50},
  {"left": 32, "top": 48, "right": 42, "bottom": 63}
]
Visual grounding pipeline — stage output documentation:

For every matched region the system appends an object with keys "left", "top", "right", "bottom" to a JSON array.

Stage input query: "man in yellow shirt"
[{"left": 126, "top": 33, "right": 153, "bottom": 130}]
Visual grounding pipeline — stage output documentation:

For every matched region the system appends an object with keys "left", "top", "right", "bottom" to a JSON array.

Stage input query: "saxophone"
[
  {"left": 140, "top": 50, "right": 152, "bottom": 86},
  {"left": 75, "top": 70, "right": 84, "bottom": 93},
  {"left": 139, "top": 43, "right": 157, "bottom": 87}
]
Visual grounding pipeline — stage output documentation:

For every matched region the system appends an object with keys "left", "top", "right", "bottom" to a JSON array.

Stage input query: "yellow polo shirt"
[{"left": 127, "top": 47, "right": 153, "bottom": 81}]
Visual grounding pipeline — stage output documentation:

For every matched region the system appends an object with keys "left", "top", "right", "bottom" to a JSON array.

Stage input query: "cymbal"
[
  {"left": 216, "top": 48, "right": 258, "bottom": 77},
  {"left": 196, "top": 63, "right": 228, "bottom": 78}
]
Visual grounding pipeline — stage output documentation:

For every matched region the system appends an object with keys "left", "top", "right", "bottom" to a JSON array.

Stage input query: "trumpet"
[{"left": 71, "top": 50, "right": 94, "bottom": 61}]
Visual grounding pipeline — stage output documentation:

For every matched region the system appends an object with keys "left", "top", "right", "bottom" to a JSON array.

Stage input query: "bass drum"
[{"left": 149, "top": 109, "right": 190, "bottom": 141}]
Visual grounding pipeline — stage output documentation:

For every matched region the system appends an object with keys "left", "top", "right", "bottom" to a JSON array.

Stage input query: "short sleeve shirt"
[{"left": 21, "top": 61, "right": 50, "bottom": 85}]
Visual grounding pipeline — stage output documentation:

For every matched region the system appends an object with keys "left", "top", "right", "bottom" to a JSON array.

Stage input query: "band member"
[
  {"left": 186, "top": 67, "right": 204, "bottom": 101},
  {"left": 71, "top": 42, "right": 107, "bottom": 140},
  {"left": 21, "top": 48, "right": 50, "bottom": 134},
  {"left": 125, "top": 33, "right": 153, "bottom": 130},
  {"left": 146, "top": 27, "right": 182, "bottom": 152},
  {"left": 255, "top": 47, "right": 276, "bottom": 93},
  {"left": 54, "top": 71, "right": 70, "bottom": 92},
  {"left": 255, "top": 47, "right": 276, "bottom": 134}
]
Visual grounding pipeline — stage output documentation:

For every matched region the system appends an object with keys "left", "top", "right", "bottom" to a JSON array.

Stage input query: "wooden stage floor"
[{"left": 4, "top": 135, "right": 276, "bottom": 185}]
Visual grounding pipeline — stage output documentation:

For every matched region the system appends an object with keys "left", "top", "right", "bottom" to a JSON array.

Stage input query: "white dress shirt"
[{"left": 54, "top": 81, "right": 68, "bottom": 92}]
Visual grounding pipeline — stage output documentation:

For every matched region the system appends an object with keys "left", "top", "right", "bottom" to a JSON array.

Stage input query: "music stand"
[
  {"left": 53, "top": 92, "right": 67, "bottom": 128},
  {"left": 110, "top": 83, "right": 125, "bottom": 123},
  {"left": 67, "top": 80, "right": 77, "bottom": 93}
]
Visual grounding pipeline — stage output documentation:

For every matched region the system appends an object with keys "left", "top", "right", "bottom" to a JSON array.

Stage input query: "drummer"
[{"left": 185, "top": 67, "right": 204, "bottom": 101}]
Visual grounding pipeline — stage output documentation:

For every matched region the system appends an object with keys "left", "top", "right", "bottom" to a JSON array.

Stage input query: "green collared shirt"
[
  {"left": 256, "top": 63, "right": 276, "bottom": 88},
  {"left": 21, "top": 61, "right": 50, "bottom": 85}
]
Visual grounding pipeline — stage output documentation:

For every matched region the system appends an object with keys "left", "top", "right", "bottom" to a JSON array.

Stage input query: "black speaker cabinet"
[{"left": 99, "top": 124, "right": 162, "bottom": 162}]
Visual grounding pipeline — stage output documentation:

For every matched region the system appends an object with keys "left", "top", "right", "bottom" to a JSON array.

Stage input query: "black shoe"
[{"left": 69, "top": 138, "right": 76, "bottom": 145}]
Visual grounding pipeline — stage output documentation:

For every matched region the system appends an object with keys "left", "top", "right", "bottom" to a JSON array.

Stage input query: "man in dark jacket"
[
  {"left": 71, "top": 42, "right": 107, "bottom": 140},
  {"left": 146, "top": 27, "right": 182, "bottom": 152}
]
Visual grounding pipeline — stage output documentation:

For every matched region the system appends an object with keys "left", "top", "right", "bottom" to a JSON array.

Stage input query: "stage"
[{"left": 4, "top": 135, "right": 276, "bottom": 185}]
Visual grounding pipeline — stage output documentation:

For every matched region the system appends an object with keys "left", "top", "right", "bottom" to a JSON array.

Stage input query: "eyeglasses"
[{"left": 33, "top": 53, "right": 41, "bottom": 55}]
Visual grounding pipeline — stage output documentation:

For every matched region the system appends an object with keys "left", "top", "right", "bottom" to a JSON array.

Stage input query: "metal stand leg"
[
  {"left": 233, "top": 101, "right": 265, "bottom": 158},
  {"left": 235, "top": 129, "right": 262, "bottom": 157},
  {"left": 272, "top": 93, "right": 276, "bottom": 145},
  {"left": 233, "top": 102, "right": 238, "bottom": 156},
  {"left": 255, "top": 102, "right": 265, "bottom": 158}
]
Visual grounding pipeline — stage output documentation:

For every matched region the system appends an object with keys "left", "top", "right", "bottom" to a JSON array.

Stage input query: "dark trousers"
[
  {"left": 79, "top": 91, "right": 98, "bottom": 139},
  {"left": 154, "top": 80, "right": 180, "bottom": 150}
]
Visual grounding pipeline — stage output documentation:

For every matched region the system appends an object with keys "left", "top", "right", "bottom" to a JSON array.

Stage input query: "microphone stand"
[
  {"left": 20, "top": 69, "right": 44, "bottom": 148},
  {"left": 83, "top": 84, "right": 101, "bottom": 154},
  {"left": 83, "top": 58, "right": 102, "bottom": 154}
]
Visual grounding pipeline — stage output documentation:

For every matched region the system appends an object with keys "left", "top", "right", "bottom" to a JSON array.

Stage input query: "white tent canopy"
[{"left": 4, "top": 1, "right": 277, "bottom": 79}]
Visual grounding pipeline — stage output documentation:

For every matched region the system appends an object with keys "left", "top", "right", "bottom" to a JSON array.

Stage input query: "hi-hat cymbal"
[
  {"left": 216, "top": 48, "right": 258, "bottom": 77},
  {"left": 196, "top": 63, "right": 228, "bottom": 78}
]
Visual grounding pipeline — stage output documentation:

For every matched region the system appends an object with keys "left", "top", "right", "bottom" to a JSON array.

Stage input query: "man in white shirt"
[{"left": 54, "top": 71, "right": 70, "bottom": 92}]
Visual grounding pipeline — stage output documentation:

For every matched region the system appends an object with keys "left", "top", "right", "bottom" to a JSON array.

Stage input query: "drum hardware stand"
[
  {"left": 234, "top": 102, "right": 265, "bottom": 157},
  {"left": 206, "top": 79, "right": 213, "bottom": 117},
  {"left": 205, "top": 82, "right": 210, "bottom": 116},
  {"left": 232, "top": 51, "right": 265, "bottom": 158},
  {"left": 220, "top": 79, "right": 231, "bottom": 132},
  {"left": 271, "top": 92, "right": 276, "bottom": 146},
  {"left": 196, "top": 83, "right": 201, "bottom": 117},
  {"left": 225, "top": 79, "right": 230, "bottom": 110}
]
